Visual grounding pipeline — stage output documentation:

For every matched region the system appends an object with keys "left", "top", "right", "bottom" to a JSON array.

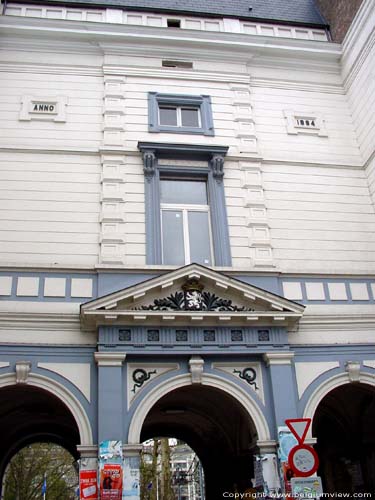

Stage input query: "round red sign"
[{"left": 288, "top": 444, "right": 319, "bottom": 477}]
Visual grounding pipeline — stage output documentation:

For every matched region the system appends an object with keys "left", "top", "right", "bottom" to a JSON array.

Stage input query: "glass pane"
[
  {"left": 188, "top": 211, "right": 212, "bottom": 265},
  {"left": 160, "top": 179, "right": 207, "bottom": 204},
  {"left": 181, "top": 107, "right": 200, "bottom": 127},
  {"left": 162, "top": 210, "right": 185, "bottom": 265},
  {"left": 159, "top": 106, "right": 178, "bottom": 126}
]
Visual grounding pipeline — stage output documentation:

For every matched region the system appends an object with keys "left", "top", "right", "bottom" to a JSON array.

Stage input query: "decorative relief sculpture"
[
  {"left": 142, "top": 151, "right": 156, "bottom": 179},
  {"left": 131, "top": 368, "right": 157, "bottom": 393},
  {"left": 135, "top": 278, "right": 253, "bottom": 312},
  {"left": 233, "top": 367, "right": 258, "bottom": 389},
  {"left": 210, "top": 154, "right": 225, "bottom": 181}
]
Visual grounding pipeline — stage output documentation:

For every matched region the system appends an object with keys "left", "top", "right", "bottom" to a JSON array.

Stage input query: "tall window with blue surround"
[{"left": 138, "top": 143, "right": 232, "bottom": 267}]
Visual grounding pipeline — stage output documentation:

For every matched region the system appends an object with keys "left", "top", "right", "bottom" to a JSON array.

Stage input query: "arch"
[
  {"left": 128, "top": 373, "right": 271, "bottom": 444},
  {"left": 0, "top": 372, "right": 93, "bottom": 445},
  {"left": 303, "top": 371, "right": 375, "bottom": 438}
]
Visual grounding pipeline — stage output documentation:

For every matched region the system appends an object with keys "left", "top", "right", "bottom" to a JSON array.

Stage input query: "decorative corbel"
[
  {"left": 189, "top": 356, "right": 204, "bottom": 384},
  {"left": 15, "top": 361, "right": 32, "bottom": 384},
  {"left": 210, "top": 154, "right": 225, "bottom": 182},
  {"left": 142, "top": 151, "right": 156, "bottom": 179},
  {"left": 345, "top": 361, "right": 361, "bottom": 382}
]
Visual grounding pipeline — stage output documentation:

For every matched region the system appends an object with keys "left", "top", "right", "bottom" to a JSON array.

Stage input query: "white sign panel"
[{"left": 291, "top": 476, "right": 323, "bottom": 498}]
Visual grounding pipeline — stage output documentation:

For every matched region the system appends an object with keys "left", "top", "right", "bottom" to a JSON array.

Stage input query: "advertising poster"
[
  {"left": 99, "top": 441, "right": 123, "bottom": 500},
  {"left": 123, "top": 456, "right": 140, "bottom": 499},
  {"left": 100, "top": 464, "right": 123, "bottom": 499},
  {"left": 278, "top": 427, "right": 298, "bottom": 495},
  {"left": 80, "top": 470, "right": 98, "bottom": 500}
]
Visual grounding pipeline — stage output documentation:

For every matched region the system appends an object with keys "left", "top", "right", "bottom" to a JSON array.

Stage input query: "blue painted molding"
[
  {"left": 293, "top": 345, "right": 375, "bottom": 357},
  {"left": 98, "top": 325, "right": 289, "bottom": 354},
  {"left": 148, "top": 92, "right": 215, "bottom": 136},
  {"left": 282, "top": 277, "right": 375, "bottom": 304},
  {"left": 207, "top": 168, "right": 232, "bottom": 267},
  {"left": 144, "top": 161, "right": 162, "bottom": 265},
  {"left": 0, "top": 272, "right": 97, "bottom": 302},
  {"left": 138, "top": 142, "right": 228, "bottom": 159},
  {"left": 2, "top": 270, "right": 375, "bottom": 306}
]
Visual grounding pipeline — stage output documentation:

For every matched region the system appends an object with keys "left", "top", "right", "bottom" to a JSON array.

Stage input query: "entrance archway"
[
  {"left": 139, "top": 384, "right": 260, "bottom": 498},
  {"left": 0, "top": 382, "right": 83, "bottom": 496},
  {"left": 313, "top": 383, "right": 375, "bottom": 494}
]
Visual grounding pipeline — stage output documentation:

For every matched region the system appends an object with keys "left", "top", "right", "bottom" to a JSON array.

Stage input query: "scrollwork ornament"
[
  {"left": 211, "top": 154, "right": 225, "bottom": 182},
  {"left": 131, "top": 368, "right": 157, "bottom": 393},
  {"left": 233, "top": 367, "right": 258, "bottom": 389},
  {"left": 142, "top": 151, "right": 156, "bottom": 179}
]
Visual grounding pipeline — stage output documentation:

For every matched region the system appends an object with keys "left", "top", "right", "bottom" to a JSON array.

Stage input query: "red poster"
[
  {"left": 80, "top": 470, "right": 98, "bottom": 500},
  {"left": 100, "top": 464, "right": 123, "bottom": 500}
]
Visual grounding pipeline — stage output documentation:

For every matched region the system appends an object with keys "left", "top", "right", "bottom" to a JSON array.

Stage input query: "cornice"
[
  {"left": 138, "top": 142, "right": 229, "bottom": 159},
  {"left": 343, "top": 28, "right": 375, "bottom": 92},
  {"left": 94, "top": 352, "right": 126, "bottom": 366},
  {"left": 263, "top": 352, "right": 294, "bottom": 366},
  {"left": 0, "top": 146, "right": 364, "bottom": 170},
  {"left": 103, "top": 65, "right": 250, "bottom": 84},
  {"left": 342, "top": 0, "right": 374, "bottom": 57},
  {"left": 0, "top": 312, "right": 81, "bottom": 330},
  {"left": 0, "top": 145, "right": 100, "bottom": 155},
  {"left": 0, "top": 62, "right": 102, "bottom": 77},
  {"left": 342, "top": 0, "right": 375, "bottom": 91},
  {"left": 250, "top": 77, "right": 344, "bottom": 95},
  {"left": 299, "top": 314, "right": 375, "bottom": 328},
  {"left": 261, "top": 158, "right": 364, "bottom": 170},
  {"left": 0, "top": 60, "right": 249, "bottom": 84},
  {"left": 0, "top": 16, "right": 342, "bottom": 64}
]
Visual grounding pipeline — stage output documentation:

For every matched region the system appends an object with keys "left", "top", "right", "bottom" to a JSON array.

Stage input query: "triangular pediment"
[{"left": 81, "top": 264, "right": 304, "bottom": 327}]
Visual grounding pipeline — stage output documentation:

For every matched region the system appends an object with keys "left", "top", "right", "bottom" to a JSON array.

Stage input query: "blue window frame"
[
  {"left": 148, "top": 93, "right": 215, "bottom": 136},
  {"left": 138, "top": 142, "right": 232, "bottom": 267}
]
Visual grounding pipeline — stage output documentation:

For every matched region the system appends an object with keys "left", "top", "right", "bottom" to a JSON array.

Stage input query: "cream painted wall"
[{"left": 0, "top": 8, "right": 374, "bottom": 273}]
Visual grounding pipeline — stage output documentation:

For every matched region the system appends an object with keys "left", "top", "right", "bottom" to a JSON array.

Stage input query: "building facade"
[{"left": 0, "top": 0, "right": 375, "bottom": 497}]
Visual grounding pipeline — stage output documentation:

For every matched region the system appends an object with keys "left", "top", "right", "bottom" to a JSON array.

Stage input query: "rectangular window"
[
  {"left": 159, "top": 106, "right": 201, "bottom": 129},
  {"left": 149, "top": 93, "right": 214, "bottom": 135},
  {"left": 160, "top": 178, "right": 213, "bottom": 266}
]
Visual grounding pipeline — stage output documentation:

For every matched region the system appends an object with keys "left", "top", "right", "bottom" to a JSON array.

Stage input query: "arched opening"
[
  {"left": 140, "top": 385, "right": 259, "bottom": 499},
  {"left": 0, "top": 385, "right": 81, "bottom": 496},
  {"left": 313, "top": 383, "right": 375, "bottom": 494},
  {"left": 140, "top": 438, "right": 204, "bottom": 500}
]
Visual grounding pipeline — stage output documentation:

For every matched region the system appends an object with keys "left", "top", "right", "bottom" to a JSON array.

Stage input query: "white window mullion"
[
  {"left": 182, "top": 209, "right": 191, "bottom": 264},
  {"left": 176, "top": 106, "right": 182, "bottom": 126}
]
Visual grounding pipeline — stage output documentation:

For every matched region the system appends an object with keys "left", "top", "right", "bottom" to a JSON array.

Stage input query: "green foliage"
[
  {"left": 140, "top": 439, "right": 174, "bottom": 500},
  {"left": 3, "top": 443, "right": 78, "bottom": 500}
]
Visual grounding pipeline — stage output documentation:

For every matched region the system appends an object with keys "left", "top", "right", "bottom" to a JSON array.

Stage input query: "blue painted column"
[
  {"left": 264, "top": 352, "right": 298, "bottom": 428},
  {"left": 95, "top": 352, "right": 126, "bottom": 442}
]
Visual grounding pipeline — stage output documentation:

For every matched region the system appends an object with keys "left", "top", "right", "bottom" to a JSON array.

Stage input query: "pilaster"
[
  {"left": 95, "top": 352, "right": 126, "bottom": 442},
  {"left": 263, "top": 352, "right": 298, "bottom": 426},
  {"left": 230, "top": 82, "right": 258, "bottom": 155},
  {"left": 241, "top": 161, "right": 274, "bottom": 268},
  {"left": 100, "top": 154, "right": 126, "bottom": 264},
  {"left": 102, "top": 76, "right": 126, "bottom": 147}
]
